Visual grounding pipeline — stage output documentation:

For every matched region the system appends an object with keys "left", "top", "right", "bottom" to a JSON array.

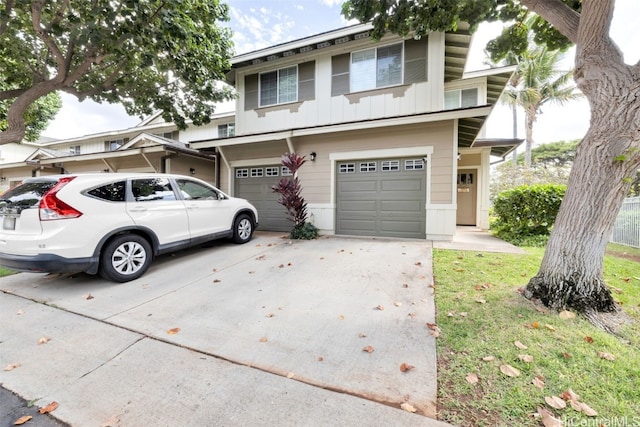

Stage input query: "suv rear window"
[
  {"left": 0, "top": 181, "right": 57, "bottom": 209},
  {"left": 86, "top": 181, "right": 126, "bottom": 202}
]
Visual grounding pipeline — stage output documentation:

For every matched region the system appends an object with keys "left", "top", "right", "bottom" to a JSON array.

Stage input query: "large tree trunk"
[
  {"left": 523, "top": 109, "right": 535, "bottom": 168},
  {"left": 524, "top": 43, "right": 640, "bottom": 313}
]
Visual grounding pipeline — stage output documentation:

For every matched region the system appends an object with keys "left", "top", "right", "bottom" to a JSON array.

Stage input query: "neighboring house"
[{"left": 1, "top": 22, "right": 519, "bottom": 241}]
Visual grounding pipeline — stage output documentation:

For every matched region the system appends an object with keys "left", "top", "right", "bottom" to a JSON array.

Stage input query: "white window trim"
[{"left": 350, "top": 42, "right": 404, "bottom": 92}]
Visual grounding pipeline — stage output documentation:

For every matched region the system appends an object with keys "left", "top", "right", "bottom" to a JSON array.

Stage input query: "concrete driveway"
[{"left": 0, "top": 232, "right": 451, "bottom": 426}]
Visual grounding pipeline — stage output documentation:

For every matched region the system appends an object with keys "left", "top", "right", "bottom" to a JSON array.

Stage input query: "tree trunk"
[
  {"left": 511, "top": 104, "right": 518, "bottom": 167},
  {"left": 1, "top": 82, "right": 58, "bottom": 145},
  {"left": 524, "top": 109, "right": 535, "bottom": 168},
  {"left": 525, "top": 68, "right": 640, "bottom": 314}
]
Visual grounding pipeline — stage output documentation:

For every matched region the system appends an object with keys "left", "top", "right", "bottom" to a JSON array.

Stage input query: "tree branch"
[
  {"left": 31, "top": 0, "right": 67, "bottom": 80},
  {"left": 521, "top": 0, "right": 580, "bottom": 44},
  {"left": 0, "top": 88, "right": 27, "bottom": 101},
  {"left": 0, "top": 0, "right": 15, "bottom": 35},
  {"left": 45, "top": 0, "right": 69, "bottom": 31}
]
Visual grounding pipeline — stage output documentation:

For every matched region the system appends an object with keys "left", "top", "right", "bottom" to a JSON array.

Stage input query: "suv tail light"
[{"left": 39, "top": 176, "right": 83, "bottom": 221}]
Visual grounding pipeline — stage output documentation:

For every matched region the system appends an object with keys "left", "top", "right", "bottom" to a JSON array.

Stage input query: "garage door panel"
[
  {"left": 337, "top": 157, "right": 426, "bottom": 239},
  {"left": 234, "top": 166, "right": 290, "bottom": 232}
]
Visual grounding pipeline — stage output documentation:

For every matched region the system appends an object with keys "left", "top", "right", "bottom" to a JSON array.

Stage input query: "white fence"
[{"left": 611, "top": 197, "right": 640, "bottom": 248}]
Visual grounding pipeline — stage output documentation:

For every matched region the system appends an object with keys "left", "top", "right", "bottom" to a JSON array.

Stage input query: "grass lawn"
[
  {"left": 0, "top": 267, "right": 15, "bottom": 277},
  {"left": 433, "top": 246, "right": 639, "bottom": 427}
]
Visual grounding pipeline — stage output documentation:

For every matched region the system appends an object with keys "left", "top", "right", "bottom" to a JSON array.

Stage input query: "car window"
[
  {"left": 0, "top": 181, "right": 56, "bottom": 209},
  {"left": 86, "top": 181, "right": 126, "bottom": 202},
  {"left": 131, "top": 178, "right": 176, "bottom": 202},
  {"left": 176, "top": 179, "right": 220, "bottom": 200}
]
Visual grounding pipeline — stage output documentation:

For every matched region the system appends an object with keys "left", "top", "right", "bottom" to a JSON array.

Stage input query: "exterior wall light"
[{"left": 310, "top": 152, "right": 317, "bottom": 161}]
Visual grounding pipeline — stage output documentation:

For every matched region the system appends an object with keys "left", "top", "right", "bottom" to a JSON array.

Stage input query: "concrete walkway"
[
  {"left": 0, "top": 233, "right": 454, "bottom": 427},
  {"left": 433, "top": 226, "right": 526, "bottom": 254}
]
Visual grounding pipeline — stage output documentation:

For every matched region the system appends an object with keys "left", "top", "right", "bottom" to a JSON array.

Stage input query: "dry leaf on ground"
[
  {"left": 100, "top": 416, "right": 120, "bottom": 427},
  {"left": 85, "top": 293, "right": 94, "bottom": 300},
  {"left": 537, "top": 407, "right": 563, "bottom": 427},
  {"left": 167, "top": 328, "right": 180, "bottom": 335},
  {"left": 400, "top": 402, "right": 417, "bottom": 413},
  {"left": 400, "top": 363, "right": 415, "bottom": 372},
  {"left": 286, "top": 372, "right": 295, "bottom": 379},
  {"left": 584, "top": 336, "right": 594, "bottom": 344},
  {"left": 37, "top": 337, "right": 50, "bottom": 345},
  {"left": 13, "top": 415, "right": 32, "bottom": 425},
  {"left": 532, "top": 376, "right": 545, "bottom": 389},
  {"left": 514, "top": 340, "right": 528, "bottom": 350},
  {"left": 39, "top": 401, "right": 59, "bottom": 414},
  {"left": 482, "top": 356, "right": 495, "bottom": 362},
  {"left": 376, "top": 305, "right": 385, "bottom": 310},
  {"left": 545, "top": 396, "right": 567, "bottom": 410},
  {"left": 500, "top": 364, "right": 521, "bottom": 377},
  {"left": 559, "top": 310, "right": 575, "bottom": 319},
  {"left": 597, "top": 351, "right": 616, "bottom": 361},
  {"left": 475, "top": 298, "right": 486, "bottom": 304},
  {"left": 518, "top": 354, "right": 534, "bottom": 363},
  {"left": 16, "top": 309, "right": 25, "bottom": 315},
  {"left": 4, "top": 363, "right": 20, "bottom": 371},
  {"left": 259, "top": 336, "right": 268, "bottom": 342},
  {"left": 560, "top": 389, "right": 580, "bottom": 402},
  {"left": 362, "top": 345, "right": 375, "bottom": 353},
  {"left": 576, "top": 402, "right": 598, "bottom": 416},
  {"left": 465, "top": 372, "right": 479, "bottom": 384},
  {"left": 545, "top": 324, "right": 557, "bottom": 331}
]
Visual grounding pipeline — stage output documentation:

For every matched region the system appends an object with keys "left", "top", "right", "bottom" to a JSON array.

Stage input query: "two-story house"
[
  {"left": 190, "top": 23, "right": 518, "bottom": 240},
  {"left": 1, "top": 22, "right": 518, "bottom": 242}
]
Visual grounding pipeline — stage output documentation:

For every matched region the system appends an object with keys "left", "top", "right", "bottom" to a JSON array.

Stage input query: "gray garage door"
[
  {"left": 336, "top": 158, "right": 426, "bottom": 239},
  {"left": 234, "top": 165, "right": 291, "bottom": 232}
]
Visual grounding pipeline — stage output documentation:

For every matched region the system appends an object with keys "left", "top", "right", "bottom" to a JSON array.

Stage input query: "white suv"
[{"left": 0, "top": 173, "right": 258, "bottom": 282}]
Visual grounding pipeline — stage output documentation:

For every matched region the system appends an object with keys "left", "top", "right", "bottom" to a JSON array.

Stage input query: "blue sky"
[{"left": 43, "top": 0, "right": 640, "bottom": 147}]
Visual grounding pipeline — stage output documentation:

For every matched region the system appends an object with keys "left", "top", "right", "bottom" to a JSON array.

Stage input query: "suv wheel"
[
  {"left": 100, "top": 234, "right": 152, "bottom": 282},
  {"left": 232, "top": 214, "right": 253, "bottom": 244}
]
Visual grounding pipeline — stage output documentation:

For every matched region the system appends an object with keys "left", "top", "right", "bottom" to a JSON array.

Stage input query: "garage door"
[
  {"left": 336, "top": 158, "right": 426, "bottom": 239},
  {"left": 234, "top": 165, "right": 291, "bottom": 232}
]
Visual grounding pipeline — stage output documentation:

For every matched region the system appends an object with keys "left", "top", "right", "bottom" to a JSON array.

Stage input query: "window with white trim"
[
  {"left": 281, "top": 166, "right": 292, "bottom": 176},
  {"left": 339, "top": 163, "right": 356, "bottom": 173},
  {"left": 360, "top": 162, "right": 377, "bottom": 172},
  {"left": 236, "top": 169, "right": 249, "bottom": 178},
  {"left": 260, "top": 66, "right": 297, "bottom": 107},
  {"left": 265, "top": 167, "right": 279, "bottom": 177},
  {"left": 69, "top": 145, "right": 81, "bottom": 155},
  {"left": 218, "top": 123, "right": 235, "bottom": 138},
  {"left": 381, "top": 160, "right": 400, "bottom": 171},
  {"left": 250, "top": 168, "right": 264, "bottom": 177},
  {"left": 405, "top": 159, "right": 424, "bottom": 170},
  {"left": 351, "top": 43, "right": 402, "bottom": 92},
  {"left": 444, "top": 88, "right": 479, "bottom": 109}
]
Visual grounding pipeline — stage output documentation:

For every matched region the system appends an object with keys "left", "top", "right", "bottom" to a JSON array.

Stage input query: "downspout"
[
  {"left": 285, "top": 136, "right": 295, "bottom": 154},
  {"left": 161, "top": 154, "right": 177, "bottom": 173}
]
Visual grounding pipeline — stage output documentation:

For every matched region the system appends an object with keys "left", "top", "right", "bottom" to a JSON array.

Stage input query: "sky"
[{"left": 42, "top": 0, "right": 640, "bottom": 151}]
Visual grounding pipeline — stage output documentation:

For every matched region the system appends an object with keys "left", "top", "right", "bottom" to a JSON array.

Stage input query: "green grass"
[
  {"left": 433, "top": 248, "right": 640, "bottom": 427},
  {"left": 0, "top": 267, "right": 15, "bottom": 277}
]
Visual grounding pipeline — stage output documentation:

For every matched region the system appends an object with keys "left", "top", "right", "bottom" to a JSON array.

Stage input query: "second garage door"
[
  {"left": 336, "top": 158, "right": 426, "bottom": 239},
  {"left": 234, "top": 165, "right": 291, "bottom": 232}
]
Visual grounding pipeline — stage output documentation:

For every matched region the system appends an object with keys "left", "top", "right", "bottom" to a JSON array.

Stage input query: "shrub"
[
  {"left": 290, "top": 222, "right": 319, "bottom": 240},
  {"left": 491, "top": 184, "right": 566, "bottom": 246}
]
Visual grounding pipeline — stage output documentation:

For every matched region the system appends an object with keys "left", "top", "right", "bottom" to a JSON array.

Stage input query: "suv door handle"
[{"left": 129, "top": 207, "right": 147, "bottom": 212}]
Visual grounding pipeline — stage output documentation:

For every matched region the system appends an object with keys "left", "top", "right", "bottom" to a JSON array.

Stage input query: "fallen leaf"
[
  {"left": 358, "top": 332, "right": 367, "bottom": 338},
  {"left": 545, "top": 396, "right": 567, "bottom": 410},
  {"left": 562, "top": 352, "right": 572, "bottom": 359},
  {"left": 362, "top": 345, "right": 374, "bottom": 353},
  {"left": 500, "top": 364, "right": 521, "bottom": 377},
  {"left": 537, "top": 407, "right": 563, "bottom": 427},
  {"left": 559, "top": 310, "right": 575, "bottom": 320},
  {"left": 248, "top": 271, "right": 255, "bottom": 274},
  {"left": 407, "top": 312, "right": 416, "bottom": 318},
  {"left": 213, "top": 279, "right": 221, "bottom": 283},
  {"left": 475, "top": 298, "right": 486, "bottom": 304},
  {"left": 532, "top": 321, "right": 540, "bottom": 329},
  {"left": 376, "top": 305, "right": 384, "bottom": 311},
  {"left": 518, "top": 354, "right": 534, "bottom": 363},
  {"left": 577, "top": 402, "right": 598, "bottom": 416},
  {"left": 545, "top": 324, "right": 557, "bottom": 331},
  {"left": 560, "top": 389, "right": 580, "bottom": 402},
  {"left": 167, "top": 328, "right": 180, "bottom": 335},
  {"left": 278, "top": 264, "right": 285, "bottom": 268},
  {"left": 266, "top": 313, "right": 275, "bottom": 318},
  {"left": 532, "top": 376, "right": 545, "bottom": 389},
  {"left": 338, "top": 314, "right": 345, "bottom": 320},
  {"left": 100, "top": 416, "right": 120, "bottom": 427},
  {"left": 597, "top": 351, "right": 616, "bottom": 361},
  {"left": 402, "top": 283, "right": 409, "bottom": 288},
  {"left": 426, "top": 323, "right": 441, "bottom": 338},
  {"left": 482, "top": 356, "right": 495, "bottom": 362},
  {"left": 465, "top": 372, "right": 479, "bottom": 384},
  {"left": 317, "top": 356, "right": 324, "bottom": 362},
  {"left": 447, "top": 311, "right": 456, "bottom": 317},
  {"left": 16, "top": 309, "right": 25, "bottom": 315},
  {"left": 255, "top": 255, "right": 266, "bottom": 260},
  {"left": 584, "top": 336, "right": 594, "bottom": 344},
  {"left": 13, "top": 415, "right": 32, "bottom": 425},
  {"left": 394, "top": 302, "right": 402, "bottom": 307},
  {"left": 414, "top": 262, "right": 422, "bottom": 267},
  {"left": 37, "top": 337, "right": 50, "bottom": 345},
  {"left": 400, "top": 402, "right": 417, "bottom": 413},
  {"left": 85, "top": 293, "right": 94, "bottom": 300},
  {"left": 39, "top": 401, "right": 59, "bottom": 414},
  {"left": 400, "top": 363, "right": 415, "bottom": 372},
  {"left": 4, "top": 363, "right": 20, "bottom": 371},
  {"left": 514, "top": 340, "right": 528, "bottom": 350},
  {"left": 570, "top": 399, "right": 582, "bottom": 411},
  {"left": 259, "top": 336, "right": 268, "bottom": 342},
  {"left": 459, "top": 312, "right": 468, "bottom": 317}
]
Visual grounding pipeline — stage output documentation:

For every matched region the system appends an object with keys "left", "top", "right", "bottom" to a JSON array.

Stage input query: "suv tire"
[
  {"left": 232, "top": 214, "right": 254, "bottom": 244},
  {"left": 99, "top": 234, "right": 152, "bottom": 282}
]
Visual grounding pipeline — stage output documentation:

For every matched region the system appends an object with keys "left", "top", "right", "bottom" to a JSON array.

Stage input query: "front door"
[{"left": 456, "top": 169, "right": 477, "bottom": 226}]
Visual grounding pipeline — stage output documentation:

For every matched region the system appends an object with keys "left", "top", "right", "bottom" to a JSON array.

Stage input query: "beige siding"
[
  {"left": 169, "top": 157, "right": 216, "bottom": 185},
  {"left": 458, "top": 153, "right": 481, "bottom": 166}
]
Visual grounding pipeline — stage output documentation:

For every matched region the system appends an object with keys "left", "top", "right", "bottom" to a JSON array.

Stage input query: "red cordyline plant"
[{"left": 272, "top": 152, "right": 308, "bottom": 227}]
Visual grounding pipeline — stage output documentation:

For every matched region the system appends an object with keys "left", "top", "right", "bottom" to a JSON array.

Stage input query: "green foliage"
[
  {"left": 341, "top": 0, "right": 576, "bottom": 57},
  {"left": 492, "top": 184, "right": 566, "bottom": 245},
  {"left": 0, "top": 0, "right": 235, "bottom": 144},
  {"left": 289, "top": 222, "right": 319, "bottom": 240},
  {"left": 0, "top": 91, "right": 61, "bottom": 142}
]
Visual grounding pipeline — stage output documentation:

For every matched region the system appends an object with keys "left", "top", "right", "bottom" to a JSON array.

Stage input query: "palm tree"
[{"left": 502, "top": 46, "right": 582, "bottom": 168}]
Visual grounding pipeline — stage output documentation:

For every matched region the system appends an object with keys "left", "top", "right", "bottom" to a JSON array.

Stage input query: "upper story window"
[
  {"left": 444, "top": 88, "right": 479, "bottom": 109},
  {"left": 260, "top": 66, "right": 297, "bottom": 107},
  {"left": 69, "top": 145, "right": 81, "bottom": 155},
  {"left": 218, "top": 123, "right": 235, "bottom": 138},
  {"left": 105, "top": 139, "right": 127, "bottom": 151},
  {"left": 351, "top": 43, "right": 402, "bottom": 92}
]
